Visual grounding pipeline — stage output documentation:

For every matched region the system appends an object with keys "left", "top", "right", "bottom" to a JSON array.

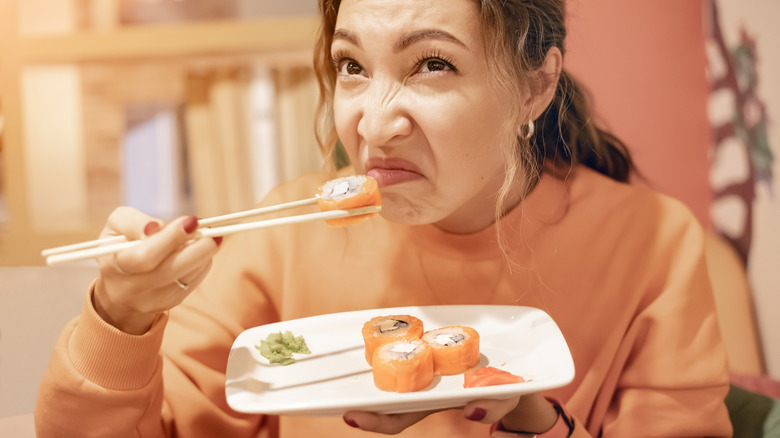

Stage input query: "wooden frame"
[{"left": 0, "top": 0, "right": 319, "bottom": 265}]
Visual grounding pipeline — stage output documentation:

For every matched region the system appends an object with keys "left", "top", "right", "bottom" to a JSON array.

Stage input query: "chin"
[
  {"left": 380, "top": 211, "right": 430, "bottom": 226},
  {"left": 378, "top": 196, "right": 434, "bottom": 226}
]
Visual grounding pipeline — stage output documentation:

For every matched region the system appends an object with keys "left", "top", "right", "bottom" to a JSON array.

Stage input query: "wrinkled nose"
[{"left": 357, "top": 82, "right": 413, "bottom": 147}]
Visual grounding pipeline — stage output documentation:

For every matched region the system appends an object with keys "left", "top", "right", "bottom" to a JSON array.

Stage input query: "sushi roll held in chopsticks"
[
  {"left": 316, "top": 175, "right": 382, "bottom": 226},
  {"left": 422, "top": 326, "right": 480, "bottom": 375},
  {"left": 362, "top": 315, "right": 424, "bottom": 365},
  {"left": 372, "top": 339, "right": 434, "bottom": 393}
]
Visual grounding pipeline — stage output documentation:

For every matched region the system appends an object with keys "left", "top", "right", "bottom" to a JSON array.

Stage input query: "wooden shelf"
[
  {"left": 14, "top": 17, "right": 320, "bottom": 63},
  {"left": 0, "top": 6, "right": 321, "bottom": 266},
  {"left": 0, "top": 230, "right": 101, "bottom": 266}
]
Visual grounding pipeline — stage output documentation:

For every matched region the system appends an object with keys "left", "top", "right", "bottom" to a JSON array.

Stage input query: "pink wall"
[{"left": 564, "top": 0, "right": 712, "bottom": 228}]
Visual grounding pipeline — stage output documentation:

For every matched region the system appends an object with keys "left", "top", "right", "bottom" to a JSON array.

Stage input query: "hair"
[{"left": 313, "top": 0, "right": 635, "bottom": 217}]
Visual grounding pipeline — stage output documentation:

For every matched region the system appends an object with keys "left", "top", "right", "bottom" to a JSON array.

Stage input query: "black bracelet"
[
  {"left": 492, "top": 420, "right": 541, "bottom": 437},
  {"left": 491, "top": 398, "right": 574, "bottom": 437},
  {"left": 548, "top": 398, "right": 575, "bottom": 436}
]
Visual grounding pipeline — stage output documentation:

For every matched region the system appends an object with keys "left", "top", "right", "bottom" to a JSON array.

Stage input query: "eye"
[
  {"left": 414, "top": 52, "right": 457, "bottom": 75},
  {"left": 336, "top": 59, "right": 367, "bottom": 77},
  {"left": 419, "top": 58, "right": 453, "bottom": 73}
]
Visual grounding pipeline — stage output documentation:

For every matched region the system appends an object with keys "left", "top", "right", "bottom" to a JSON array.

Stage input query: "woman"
[{"left": 36, "top": 0, "right": 733, "bottom": 436}]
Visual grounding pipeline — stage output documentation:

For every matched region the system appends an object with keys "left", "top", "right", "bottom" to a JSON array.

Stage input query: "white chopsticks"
[
  {"left": 41, "top": 197, "right": 319, "bottom": 258},
  {"left": 42, "top": 200, "right": 381, "bottom": 266}
]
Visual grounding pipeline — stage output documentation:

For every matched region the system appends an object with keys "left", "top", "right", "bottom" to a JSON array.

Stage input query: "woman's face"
[{"left": 331, "top": 0, "right": 521, "bottom": 233}]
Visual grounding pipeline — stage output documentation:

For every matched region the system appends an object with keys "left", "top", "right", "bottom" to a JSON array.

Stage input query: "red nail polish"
[
  {"left": 212, "top": 236, "right": 223, "bottom": 246},
  {"left": 144, "top": 221, "right": 161, "bottom": 236},
  {"left": 343, "top": 417, "right": 359, "bottom": 428},
  {"left": 182, "top": 216, "right": 198, "bottom": 234},
  {"left": 466, "top": 407, "right": 487, "bottom": 421}
]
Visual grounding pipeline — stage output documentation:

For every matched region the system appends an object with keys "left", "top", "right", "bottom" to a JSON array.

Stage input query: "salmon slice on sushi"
[
  {"left": 362, "top": 315, "right": 424, "bottom": 365},
  {"left": 316, "top": 175, "right": 382, "bottom": 226},
  {"left": 371, "top": 339, "right": 435, "bottom": 393},
  {"left": 422, "top": 326, "right": 480, "bottom": 375},
  {"left": 463, "top": 366, "right": 526, "bottom": 388}
]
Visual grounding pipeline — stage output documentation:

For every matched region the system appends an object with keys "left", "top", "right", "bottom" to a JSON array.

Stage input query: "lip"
[{"left": 364, "top": 157, "right": 424, "bottom": 188}]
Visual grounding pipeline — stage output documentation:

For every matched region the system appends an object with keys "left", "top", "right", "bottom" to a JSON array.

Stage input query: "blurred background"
[
  {"left": 0, "top": 0, "right": 778, "bottom": 431},
  {"left": 0, "top": 0, "right": 323, "bottom": 264},
  {"left": 563, "top": 0, "right": 779, "bottom": 380}
]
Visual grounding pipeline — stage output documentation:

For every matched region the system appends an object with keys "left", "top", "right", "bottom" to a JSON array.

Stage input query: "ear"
[{"left": 525, "top": 47, "right": 563, "bottom": 121}]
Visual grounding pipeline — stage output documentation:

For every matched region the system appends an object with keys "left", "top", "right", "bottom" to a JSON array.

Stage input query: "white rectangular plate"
[{"left": 225, "top": 305, "right": 574, "bottom": 417}]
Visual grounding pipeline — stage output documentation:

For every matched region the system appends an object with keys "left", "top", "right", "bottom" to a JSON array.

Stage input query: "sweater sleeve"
[
  {"left": 35, "top": 245, "right": 278, "bottom": 438},
  {"left": 35, "top": 233, "right": 286, "bottom": 437},
  {"left": 596, "top": 207, "right": 733, "bottom": 436},
  {"left": 35, "top": 281, "right": 171, "bottom": 438}
]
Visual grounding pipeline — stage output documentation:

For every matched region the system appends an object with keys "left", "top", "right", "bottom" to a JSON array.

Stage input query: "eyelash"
[
  {"left": 414, "top": 50, "right": 457, "bottom": 73},
  {"left": 330, "top": 50, "right": 458, "bottom": 75},
  {"left": 330, "top": 49, "right": 353, "bottom": 72}
]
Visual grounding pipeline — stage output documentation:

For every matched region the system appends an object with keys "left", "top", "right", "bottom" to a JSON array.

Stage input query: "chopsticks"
[
  {"left": 42, "top": 199, "right": 381, "bottom": 266},
  {"left": 41, "top": 197, "right": 319, "bottom": 258}
]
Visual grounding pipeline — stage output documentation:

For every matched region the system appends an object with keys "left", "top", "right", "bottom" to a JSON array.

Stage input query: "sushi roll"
[
  {"left": 372, "top": 339, "right": 434, "bottom": 393},
  {"left": 316, "top": 175, "right": 382, "bottom": 226},
  {"left": 362, "top": 315, "right": 424, "bottom": 365},
  {"left": 422, "top": 326, "right": 480, "bottom": 375}
]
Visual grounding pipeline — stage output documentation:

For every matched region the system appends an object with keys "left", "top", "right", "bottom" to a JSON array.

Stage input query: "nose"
[{"left": 357, "top": 81, "right": 413, "bottom": 147}]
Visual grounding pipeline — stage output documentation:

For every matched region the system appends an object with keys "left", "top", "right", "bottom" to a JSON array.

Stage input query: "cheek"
[{"left": 425, "top": 98, "right": 506, "bottom": 171}]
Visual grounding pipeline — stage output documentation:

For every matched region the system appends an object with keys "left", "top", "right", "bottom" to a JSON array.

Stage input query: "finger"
[
  {"left": 156, "top": 233, "right": 220, "bottom": 281},
  {"left": 101, "top": 230, "right": 218, "bottom": 298},
  {"left": 343, "top": 410, "right": 432, "bottom": 434},
  {"left": 143, "top": 220, "right": 162, "bottom": 236},
  {"left": 137, "top": 235, "right": 219, "bottom": 306},
  {"left": 100, "top": 243, "right": 218, "bottom": 316},
  {"left": 168, "top": 259, "right": 213, "bottom": 293},
  {"left": 103, "top": 206, "right": 162, "bottom": 241},
  {"left": 115, "top": 216, "right": 200, "bottom": 274},
  {"left": 463, "top": 397, "right": 520, "bottom": 424}
]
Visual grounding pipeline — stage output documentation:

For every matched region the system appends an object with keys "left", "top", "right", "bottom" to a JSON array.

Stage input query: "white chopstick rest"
[{"left": 44, "top": 205, "right": 381, "bottom": 266}]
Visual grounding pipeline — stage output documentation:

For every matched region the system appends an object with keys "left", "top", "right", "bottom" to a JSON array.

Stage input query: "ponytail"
[{"left": 535, "top": 69, "right": 634, "bottom": 182}]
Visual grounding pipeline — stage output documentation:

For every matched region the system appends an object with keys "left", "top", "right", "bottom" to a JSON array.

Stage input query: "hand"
[
  {"left": 464, "top": 393, "right": 558, "bottom": 434},
  {"left": 93, "top": 207, "right": 222, "bottom": 335},
  {"left": 341, "top": 409, "right": 439, "bottom": 434},
  {"left": 342, "top": 393, "right": 557, "bottom": 435}
]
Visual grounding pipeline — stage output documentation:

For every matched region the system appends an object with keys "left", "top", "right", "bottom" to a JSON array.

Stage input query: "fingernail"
[
  {"left": 343, "top": 417, "right": 359, "bottom": 428},
  {"left": 182, "top": 216, "right": 198, "bottom": 234},
  {"left": 466, "top": 407, "right": 487, "bottom": 421},
  {"left": 212, "top": 236, "right": 223, "bottom": 246},
  {"left": 144, "top": 221, "right": 161, "bottom": 236}
]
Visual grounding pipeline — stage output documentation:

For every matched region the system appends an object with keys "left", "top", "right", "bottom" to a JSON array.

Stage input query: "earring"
[{"left": 520, "top": 120, "right": 535, "bottom": 141}]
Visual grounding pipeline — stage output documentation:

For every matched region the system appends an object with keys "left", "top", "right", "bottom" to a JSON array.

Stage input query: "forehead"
[{"left": 334, "top": 0, "right": 482, "bottom": 46}]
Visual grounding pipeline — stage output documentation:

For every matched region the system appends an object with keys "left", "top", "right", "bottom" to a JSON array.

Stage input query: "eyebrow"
[
  {"left": 332, "top": 28, "right": 467, "bottom": 52},
  {"left": 396, "top": 29, "right": 467, "bottom": 52},
  {"left": 333, "top": 29, "right": 360, "bottom": 47}
]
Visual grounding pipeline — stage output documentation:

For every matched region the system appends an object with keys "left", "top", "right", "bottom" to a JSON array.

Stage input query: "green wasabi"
[{"left": 255, "top": 331, "right": 311, "bottom": 365}]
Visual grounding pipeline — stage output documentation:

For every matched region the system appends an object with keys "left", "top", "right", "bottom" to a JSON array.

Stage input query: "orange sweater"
[{"left": 36, "top": 166, "right": 732, "bottom": 437}]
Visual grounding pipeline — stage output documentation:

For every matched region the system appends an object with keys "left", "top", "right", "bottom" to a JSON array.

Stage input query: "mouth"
[{"left": 364, "top": 158, "right": 424, "bottom": 188}]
